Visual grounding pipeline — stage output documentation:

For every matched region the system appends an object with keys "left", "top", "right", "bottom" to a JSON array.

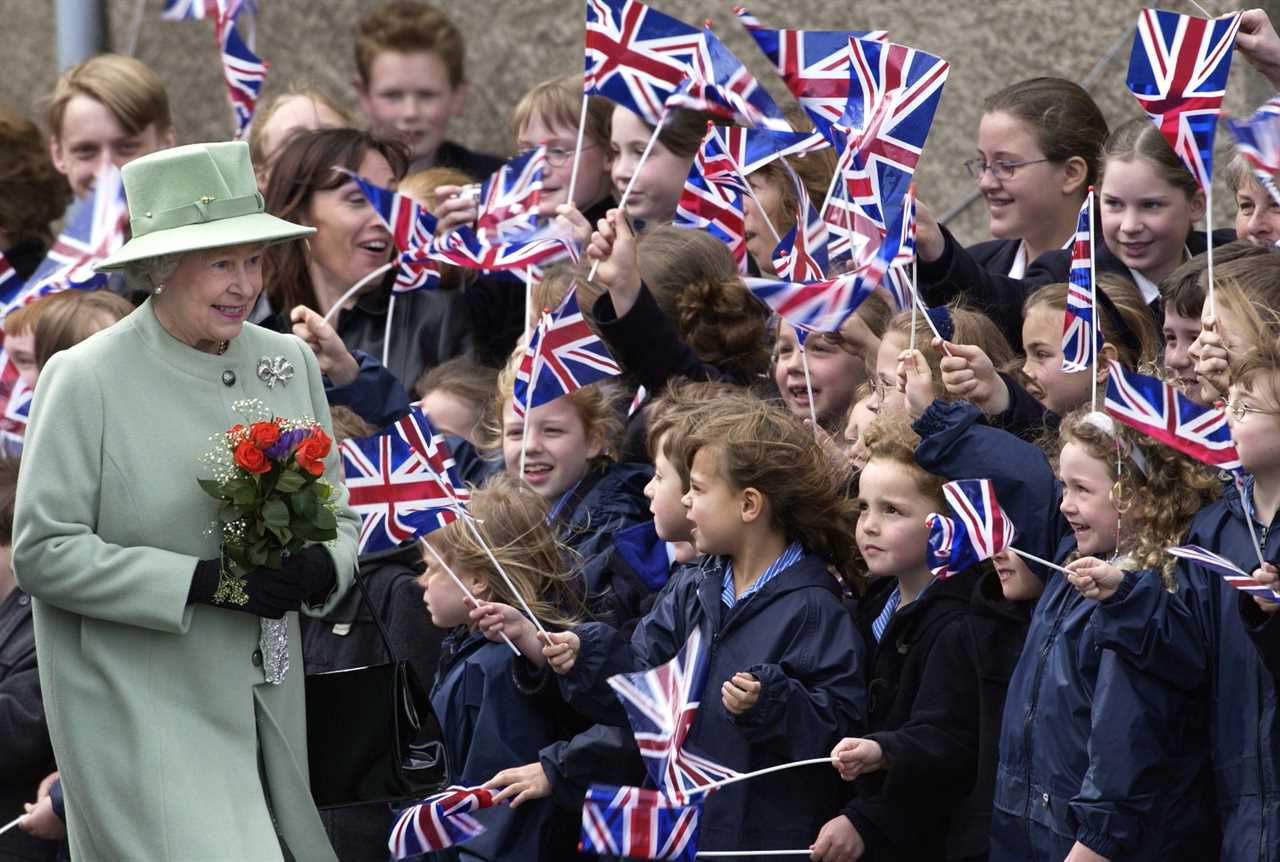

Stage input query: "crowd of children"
[{"left": 4, "top": 1, "right": 1280, "bottom": 861}]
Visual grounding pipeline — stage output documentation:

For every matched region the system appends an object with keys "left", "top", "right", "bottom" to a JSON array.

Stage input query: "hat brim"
[{"left": 95, "top": 212, "right": 316, "bottom": 272}]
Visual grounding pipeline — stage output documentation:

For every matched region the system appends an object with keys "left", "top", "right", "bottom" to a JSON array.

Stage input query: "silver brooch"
[{"left": 256, "top": 356, "right": 295, "bottom": 389}]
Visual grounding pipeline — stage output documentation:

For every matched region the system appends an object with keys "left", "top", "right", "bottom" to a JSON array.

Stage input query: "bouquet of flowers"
[{"left": 198, "top": 400, "right": 339, "bottom": 682}]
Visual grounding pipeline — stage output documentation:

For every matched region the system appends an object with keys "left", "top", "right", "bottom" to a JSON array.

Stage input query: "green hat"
[{"left": 95, "top": 141, "right": 314, "bottom": 272}]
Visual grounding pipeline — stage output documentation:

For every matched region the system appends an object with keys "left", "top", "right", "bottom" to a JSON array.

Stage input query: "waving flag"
[
  {"left": 830, "top": 36, "right": 949, "bottom": 251},
  {"left": 881, "top": 189, "right": 917, "bottom": 310},
  {"left": 580, "top": 784, "right": 703, "bottom": 861},
  {"left": 771, "top": 163, "right": 830, "bottom": 281},
  {"left": 735, "top": 7, "right": 888, "bottom": 146},
  {"left": 1226, "top": 96, "right": 1280, "bottom": 206},
  {"left": 21, "top": 167, "right": 127, "bottom": 303},
  {"left": 584, "top": 0, "right": 704, "bottom": 125},
  {"left": 666, "top": 25, "right": 794, "bottom": 133},
  {"left": 1104, "top": 360, "right": 1241, "bottom": 473},
  {"left": 716, "top": 123, "right": 827, "bottom": 177},
  {"left": 675, "top": 126, "right": 748, "bottom": 271},
  {"left": 513, "top": 287, "right": 621, "bottom": 417},
  {"left": 475, "top": 146, "right": 547, "bottom": 244},
  {"left": 1061, "top": 194, "right": 1099, "bottom": 373},
  {"left": 1167, "top": 545, "right": 1280, "bottom": 602},
  {"left": 162, "top": 0, "right": 220, "bottom": 19},
  {"left": 1126, "top": 8, "right": 1243, "bottom": 192},
  {"left": 339, "top": 408, "right": 470, "bottom": 554},
  {"left": 746, "top": 271, "right": 876, "bottom": 334},
  {"left": 217, "top": 3, "right": 268, "bottom": 140},
  {"left": 388, "top": 786, "right": 495, "bottom": 858},
  {"left": 606, "top": 627, "right": 739, "bottom": 800},
  {"left": 926, "top": 479, "right": 1018, "bottom": 580},
  {"left": 344, "top": 172, "right": 440, "bottom": 292},
  {"left": 420, "top": 227, "right": 570, "bottom": 274}
]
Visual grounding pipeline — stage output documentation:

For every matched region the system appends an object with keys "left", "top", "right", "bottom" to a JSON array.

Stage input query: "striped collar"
[
  {"left": 871, "top": 576, "right": 937, "bottom": 643},
  {"left": 721, "top": 542, "right": 804, "bottom": 609}
]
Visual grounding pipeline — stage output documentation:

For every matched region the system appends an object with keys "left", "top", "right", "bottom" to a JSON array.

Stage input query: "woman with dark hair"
[{"left": 262, "top": 126, "right": 475, "bottom": 389}]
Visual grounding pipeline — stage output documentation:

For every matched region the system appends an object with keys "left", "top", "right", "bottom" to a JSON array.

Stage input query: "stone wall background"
[{"left": 2, "top": 0, "right": 1277, "bottom": 243}]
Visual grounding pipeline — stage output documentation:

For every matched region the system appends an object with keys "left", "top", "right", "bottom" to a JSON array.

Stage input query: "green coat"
[{"left": 13, "top": 299, "right": 359, "bottom": 862}]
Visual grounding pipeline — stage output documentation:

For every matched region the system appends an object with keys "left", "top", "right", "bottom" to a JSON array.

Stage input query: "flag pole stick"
[
  {"left": 908, "top": 289, "right": 953, "bottom": 357},
  {"left": 419, "top": 538, "right": 521, "bottom": 655},
  {"left": 1009, "top": 547, "right": 1074, "bottom": 576},
  {"left": 322, "top": 263, "right": 393, "bottom": 325},
  {"left": 0, "top": 815, "right": 22, "bottom": 837},
  {"left": 460, "top": 515, "right": 550, "bottom": 637},
  {"left": 1088, "top": 189, "right": 1099, "bottom": 413},
  {"left": 518, "top": 321, "right": 543, "bottom": 479},
  {"left": 1206, "top": 179, "right": 1216, "bottom": 318},
  {"left": 717, "top": 128, "right": 783, "bottom": 247},
  {"left": 909, "top": 259, "right": 919, "bottom": 353},
  {"left": 800, "top": 340, "right": 820, "bottom": 439},
  {"left": 696, "top": 852, "right": 815, "bottom": 858},
  {"left": 565, "top": 95, "right": 591, "bottom": 210},
  {"left": 523, "top": 268, "right": 533, "bottom": 335},
  {"left": 1189, "top": 0, "right": 1216, "bottom": 17},
  {"left": 688, "top": 757, "right": 830, "bottom": 797},
  {"left": 1234, "top": 474, "right": 1268, "bottom": 568},
  {"left": 587, "top": 109, "right": 668, "bottom": 282},
  {"left": 382, "top": 293, "right": 396, "bottom": 369}
]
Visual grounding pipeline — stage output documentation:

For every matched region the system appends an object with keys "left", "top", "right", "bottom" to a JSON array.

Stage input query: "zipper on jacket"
[
  {"left": 1256, "top": 522, "right": 1271, "bottom": 862},
  {"left": 1021, "top": 589, "right": 1070, "bottom": 849}
]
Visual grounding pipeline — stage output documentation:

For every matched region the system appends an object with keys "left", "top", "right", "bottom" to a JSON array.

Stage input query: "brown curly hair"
[
  {"left": 0, "top": 107, "right": 72, "bottom": 248},
  {"left": 1058, "top": 407, "right": 1221, "bottom": 589},
  {"left": 858, "top": 412, "right": 947, "bottom": 511},
  {"left": 425, "top": 472, "right": 586, "bottom": 628},
  {"left": 675, "top": 398, "right": 860, "bottom": 581}
]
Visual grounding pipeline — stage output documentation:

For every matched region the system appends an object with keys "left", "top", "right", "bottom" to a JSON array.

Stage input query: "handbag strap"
[{"left": 346, "top": 565, "right": 400, "bottom": 665}]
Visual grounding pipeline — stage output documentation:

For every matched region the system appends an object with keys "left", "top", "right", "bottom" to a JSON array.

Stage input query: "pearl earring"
[{"left": 154, "top": 284, "right": 164, "bottom": 295}]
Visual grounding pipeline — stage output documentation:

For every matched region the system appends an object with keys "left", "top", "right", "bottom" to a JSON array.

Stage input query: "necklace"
[{"left": 216, "top": 340, "right": 229, "bottom": 356}]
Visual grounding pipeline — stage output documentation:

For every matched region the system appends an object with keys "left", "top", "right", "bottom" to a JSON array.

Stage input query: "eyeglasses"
[
  {"left": 1223, "top": 399, "right": 1280, "bottom": 423},
  {"left": 542, "top": 143, "right": 598, "bottom": 168},
  {"left": 963, "top": 157, "right": 1051, "bottom": 180}
]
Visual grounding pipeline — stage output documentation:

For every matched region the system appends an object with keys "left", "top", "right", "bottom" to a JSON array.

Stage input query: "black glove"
[
  {"left": 188, "top": 558, "right": 310, "bottom": 619},
  {"left": 280, "top": 544, "right": 338, "bottom": 604}
]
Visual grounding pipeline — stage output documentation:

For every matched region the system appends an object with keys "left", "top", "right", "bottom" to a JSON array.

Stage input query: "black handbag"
[{"left": 305, "top": 569, "right": 449, "bottom": 809}]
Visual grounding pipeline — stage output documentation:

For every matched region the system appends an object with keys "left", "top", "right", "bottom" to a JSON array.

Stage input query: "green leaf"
[
  {"left": 277, "top": 470, "right": 306, "bottom": 494},
  {"left": 197, "top": 478, "right": 226, "bottom": 499},
  {"left": 267, "top": 524, "right": 293, "bottom": 546},
  {"left": 291, "top": 488, "right": 318, "bottom": 519},
  {"left": 313, "top": 482, "right": 332, "bottom": 501},
  {"left": 248, "top": 544, "right": 268, "bottom": 566},
  {"left": 262, "top": 499, "right": 290, "bottom": 528},
  {"left": 314, "top": 507, "right": 337, "bottom": 531},
  {"left": 232, "top": 487, "right": 258, "bottom": 508}
]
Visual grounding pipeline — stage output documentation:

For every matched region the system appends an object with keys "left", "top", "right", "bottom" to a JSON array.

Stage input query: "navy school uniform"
[
  {"left": 863, "top": 569, "right": 1033, "bottom": 862},
  {"left": 558, "top": 553, "right": 866, "bottom": 852},
  {"left": 1095, "top": 479, "right": 1280, "bottom": 862},
  {"left": 1241, "top": 595, "right": 1280, "bottom": 687},
  {"left": 427, "top": 628, "right": 578, "bottom": 862},
  {"left": 913, "top": 399, "right": 1219, "bottom": 860},
  {"left": 840, "top": 568, "right": 978, "bottom": 860},
  {"left": 919, "top": 222, "right": 1234, "bottom": 351}
]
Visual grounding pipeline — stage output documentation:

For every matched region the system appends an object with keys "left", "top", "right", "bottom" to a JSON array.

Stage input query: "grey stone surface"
[{"left": 2, "top": 0, "right": 1275, "bottom": 243}]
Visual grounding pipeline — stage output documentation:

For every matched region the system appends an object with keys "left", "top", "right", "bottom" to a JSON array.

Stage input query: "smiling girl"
[{"left": 605, "top": 105, "right": 706, "bottom": 229}]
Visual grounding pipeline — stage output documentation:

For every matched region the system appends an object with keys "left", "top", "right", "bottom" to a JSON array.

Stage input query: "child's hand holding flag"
[{"left": 1065, "top": 556, "right": 1127, "bottom": 602}]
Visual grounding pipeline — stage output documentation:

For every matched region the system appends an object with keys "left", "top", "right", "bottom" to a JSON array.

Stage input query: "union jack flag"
[
  {"left": 338, "top": 407, "right": 470, "bottom": 555},
  {"left": 161, "top": 0, "right": 220, "bottom": 19},
  {"left": 344, "top": 172, "right": 440, "bottom": 293},
  {"left": 20, "top": 166, "right": 127, "bottom": 305},
  {"left": 579, "top": 784, "right": 703, "bottom": 861},
  {"left": 0, "top": 253, "right": 19, "bottom": 308},
  {"left": 674, "top": 126, "right": 748, "bottom": 272},
  {"left": 1226, "top": 96, "right": 1280, "bottom": 206},
  {"left": 1062, "top": 194, "right": 1099, "bottom": 373},
  {"left": 1126, "top": 8, "right": 1243, "bottom": 193},
  {"left": 926, "top": 480, "right": 1018, "bottom": 580},
  {"left": 666, "top": 26, "right": 794, "bottom": 133},
  {"left": 1167, "top": 544, "right": 1280, "bottom": 602},
  {"left": 1104, "top": 360, "right": 1241, "bottom": 473},
  {"left": 584, "top": 0, "right": 704, "bottom": 125},
  {"left": 388, "top": 785, "right": 495, "bottom": 858},
  {"left": 217, "top": 3, "right": 267, "bottom": 140},
  {"left": 715, "top": 123, "right": 827, "bottom": 177},
  {"left": 419, "top": 228, "right": 570, "bottom": 274},
  {"left": 829, "top": 36, "right": 949, "bottom": 253},
  {"left": 513, "top": 287, "right": 621, "bottom": 417},
  {"left": 880, "top": 188, "right": 917, "bottom": 310},
  {"left": 771, "top": 161, "right": 829, "bottom": 282},
  {"left": 475, "top": 146, "right": 547, "bottom": 244},
  {"left": 606, "top": 627, "right": 739, "bottom": 800},
  {"left": 735, "top": 7, "right": 888, "bottom": 146}
]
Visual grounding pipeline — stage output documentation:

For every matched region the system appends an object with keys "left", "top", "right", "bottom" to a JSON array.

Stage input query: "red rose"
[
  {"left": 249, "top": 421, "right": 281, "bottom": 450},
  {"left": 294, "top": 429, "right": 332, "bottom": 476},
  {"left": 234, "top": 439, "right": 271, "bottom": 474}
]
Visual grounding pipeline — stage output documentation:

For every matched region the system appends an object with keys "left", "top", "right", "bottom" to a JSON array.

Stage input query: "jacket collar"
[
  {"left": 131, "top": 296, "right": 252, "bottom": 379},
  {"left": 695, "top": 552, "right": 838, "bottom": 632}
]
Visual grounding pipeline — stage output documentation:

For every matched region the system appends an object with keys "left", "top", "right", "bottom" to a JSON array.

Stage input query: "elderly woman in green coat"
[{"left": 12, "top": 141, "right": 359, "bottom": 861}]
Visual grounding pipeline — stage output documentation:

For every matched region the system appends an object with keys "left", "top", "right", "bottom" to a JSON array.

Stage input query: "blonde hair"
[
  {"left": 1058, "top": 407, "right": 1220, "bottom": 588},
  {"left": 33, "top": 290, "right": 133, "bottom": 371},
  {"left": 1211, "top": 259, "right": 1280, "bottom": 362},
  {"left": 676, "top": 398, "right": 860, "bottom": 581},
  {"left": 248, "top": 89, "right": 355, "bottom": 168},
  {"left": 887, "top": 303, "right": 1016, "bottom": 397},
  {"left": 399, "top": 166, "right": 474, "bottom": 211},
  {"left": 511, "top": 74, "right": 611, "bottom": 151},
  {"left": 46, "top": 54, "right": 171, "bottom": 139},
  {"left": 645, "top": 380, "right": 755, "bottom": 486},
  {"left": 859, "top": 412, "right": 946, "bottom": 509},
  {"left": 427, "top": 473, "right": 586, "bottom": 628}
]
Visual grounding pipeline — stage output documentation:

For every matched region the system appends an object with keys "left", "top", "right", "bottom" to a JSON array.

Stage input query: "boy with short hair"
[
  {"left": 352, "top": 0, "right": 503, "bottom": 178},
  {"left": 46, "top": 54, "right": 175, "bottom": 200}
]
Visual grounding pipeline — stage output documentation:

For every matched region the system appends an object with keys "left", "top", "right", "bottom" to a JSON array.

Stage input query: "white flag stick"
[
  {"left": 382, "top": 293, "right": 396, "bottom": 369},
  {"left": 909, "top": 259, "right": 919, "bottom": 353},
  {"left": 419, "top": 538, "right": 520, "bottom": 655},
  {"left": 461, "top": 515, "right": 549, "bottom": 637},
  {"left": 565, "top": 95, "right": 591, "bottom": 211},
  {"left": 0, "top": 815, "right": 23, "bottom": 837},
  {"left": 321, "top": 262, "right": 393, "bottom": 325},
  {"left": 1088, "top": 190, "right": 1099, "bottom": 414},
  {"left": 1009, "top": 547, "right": 1073, "bottom": 576},
  {"left": 1206, "top": 179, "right": 1217, "bottom": 318},
  {"left": 799, "top": 340, "right": 820, "bottom": 439},
  {"left": 688, "top": 757, "right": 830, "bottom": 797},
  {"left": 697, "top": 852, "right": 815, "bottom": 858},
  {"left": 588, "top": 109, "right": 669, "bottom": 282}
]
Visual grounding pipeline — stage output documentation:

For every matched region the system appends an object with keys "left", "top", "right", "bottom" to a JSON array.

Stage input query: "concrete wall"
[{"left": 3, "top": 0, "right": 1276, "bottom": 243}]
